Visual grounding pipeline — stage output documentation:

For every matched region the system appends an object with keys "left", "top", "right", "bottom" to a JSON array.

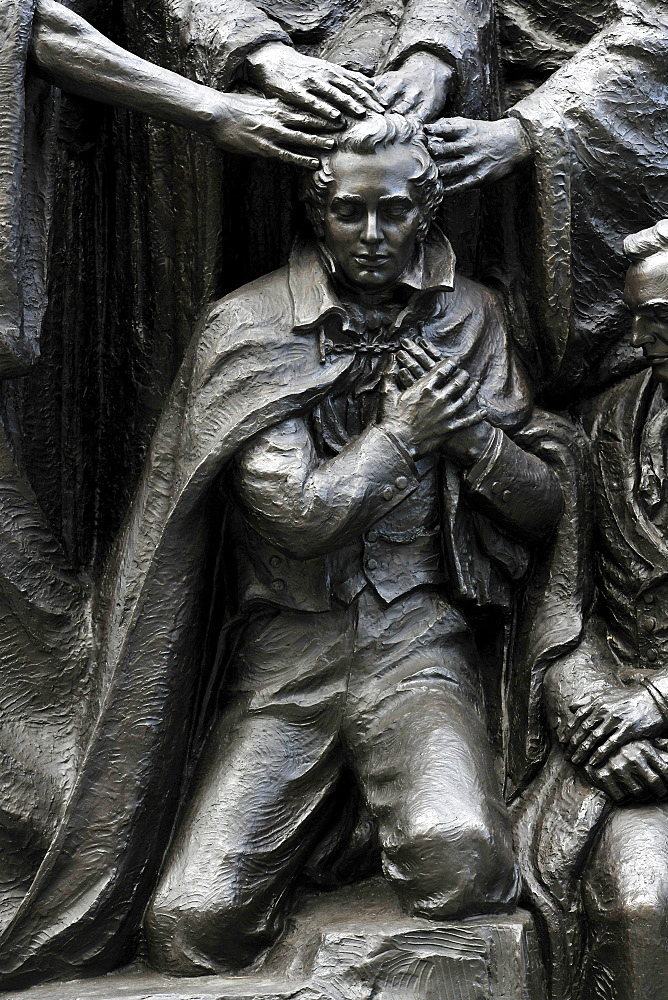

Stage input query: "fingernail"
[{"left": 330, "top": 110, "right": 341, "bottom": 119}]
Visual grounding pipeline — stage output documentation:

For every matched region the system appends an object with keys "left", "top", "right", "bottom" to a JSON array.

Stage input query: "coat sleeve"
[
  {"left": 464, "top": 424, "right": 563, "bottom": 543},
  {"left": 233, "top": 415, "right": 421, "bottom": 559}
]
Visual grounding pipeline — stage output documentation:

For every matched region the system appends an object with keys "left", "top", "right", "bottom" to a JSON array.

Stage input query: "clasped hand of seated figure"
[
  {"left": 552, "top": 681, "right": 668, "bottom": 802},
  {"left": 583, "top": 739, "right": 668, "bottom": 803},
  {"left": 380, "top": 338, "right": 492, "bottom": 464},
  {"left": 425, "top": 117, "right": 533, "bottom": 193}
]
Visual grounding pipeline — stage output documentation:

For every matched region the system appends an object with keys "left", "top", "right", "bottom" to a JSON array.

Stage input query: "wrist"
[
  {"left": 381, "top": 418, "right": 417, "bottom": 459},
  {"left": 246, "top": 40, "right": 290, "bottom": 75},
  {"left": 403, "top": 50, "right": 451, "bottom": 72},
  {"left": 455, "top": 420, "right": 495, "bottom": 467},
  {"left": 507, "top": 117, "right": 533, "bottom": 164}
]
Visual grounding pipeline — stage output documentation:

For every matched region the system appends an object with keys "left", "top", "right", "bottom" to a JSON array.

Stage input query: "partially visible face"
[
  {"left": 322, "top": 144, "right": 426, "bottom": 291},
  {"left": 625, "top": 251, "right": 668, "bottom": 382}
]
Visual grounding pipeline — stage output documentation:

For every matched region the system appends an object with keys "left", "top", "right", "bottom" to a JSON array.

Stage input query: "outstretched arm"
[{"left": 30, "top": 0, "right": 335, "bottom": 169}]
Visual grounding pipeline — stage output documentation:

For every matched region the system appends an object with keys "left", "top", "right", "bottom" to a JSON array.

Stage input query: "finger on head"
[
  {"left": 424, "top": 118, "right": 470, "bottom": 138},
  {"left": 283, "top": 110, "right": 343, "bottom": 132},
  {"left": 300, "top": 92, "right": 345, "bottom": 121},
  {"left": 331, "top": 78, "right": 385, "bottom": 113},
  {"left": 342, "top": 69, "right": 382, "bottom": 94},
  {"left": 315, "top": 83, "right": 367, "bottom": 118},
  {"left": 271, "top": 144, "right": 320, "bottom": 169},
  {"left": 278, "top": 128, "right": 336, "bottom": 150},
  {"left": 428, "top": 138, "right": 471, "bottom": 160}
]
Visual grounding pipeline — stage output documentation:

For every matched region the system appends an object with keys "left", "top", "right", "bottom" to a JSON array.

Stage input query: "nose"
[
  {"left": 361, "top": 209, "right": 382, "bottom": 244},
  {"left": 631, "top": 315, "right": 655, "bottom": 348}
]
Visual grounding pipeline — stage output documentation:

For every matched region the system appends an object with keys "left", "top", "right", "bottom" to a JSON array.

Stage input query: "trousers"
[{"left": 145, "top": 586, "right": 517, "bottom": 975}]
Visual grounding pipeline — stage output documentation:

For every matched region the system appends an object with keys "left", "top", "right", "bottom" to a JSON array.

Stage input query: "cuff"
[
  {"left": 645, "top": 678, "right": 668, "bottom": 725},
  {"left": 369, "top": 426, "right": 420, "bottom": 508},
  {"left": 465, "top": 425, "right": 504, "bottom": 492}
]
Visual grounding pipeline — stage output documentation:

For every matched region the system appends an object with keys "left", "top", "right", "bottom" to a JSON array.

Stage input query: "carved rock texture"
[{"left": 4, "top": 881, "right": 545, "bottom": 1000}]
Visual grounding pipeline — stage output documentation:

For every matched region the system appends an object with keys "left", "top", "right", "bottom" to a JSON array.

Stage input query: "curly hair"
[{"left": 300, "top": 112, "right": 443, "bottom": 241}]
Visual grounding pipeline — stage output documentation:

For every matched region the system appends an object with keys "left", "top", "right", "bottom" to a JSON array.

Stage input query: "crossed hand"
[
  {"left": 557, "top": 684, "right": 668, "bottom": 803},
  {"left": 380, "top": 338, "right": 492, "bottom": 464}
]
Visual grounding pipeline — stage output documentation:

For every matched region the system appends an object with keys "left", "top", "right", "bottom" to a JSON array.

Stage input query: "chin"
[
  {"left": 650, "top": 361, "right": 668, "bottom": 383},
  {"left": 347, "top": 267, "right": 394, "bottom": 290}
]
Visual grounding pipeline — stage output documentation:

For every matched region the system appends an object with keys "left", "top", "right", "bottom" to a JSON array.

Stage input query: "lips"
[{"left": 353, "top": 254, "right": 390, "bottom": 267}]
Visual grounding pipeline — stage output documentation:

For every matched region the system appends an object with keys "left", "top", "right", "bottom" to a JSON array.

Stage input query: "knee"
[
  {"left": 383, "top": 809, "right": 518, "bottom": 920},
  {"left": 584, "top": 811, "right": 668, "bottom": 934},
  {"left": 144, "top": 879, "right": 275, "bottom": 975},
  {"left": 585, "top": 870, "right": 668, "bottom": 933}
]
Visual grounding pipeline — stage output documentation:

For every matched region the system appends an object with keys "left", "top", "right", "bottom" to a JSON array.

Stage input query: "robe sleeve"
[
  {"left": 155, "top": 0, "right": 291, "bottom": 89},
  {"left": 507, "top": 0, "right": 668, "bottom": 374},
  {"left": 0, "top": 0, "right": 54, "bottom": 376},
  {"left": 383, "top": 0, "right": 494, "bottom": 118}
]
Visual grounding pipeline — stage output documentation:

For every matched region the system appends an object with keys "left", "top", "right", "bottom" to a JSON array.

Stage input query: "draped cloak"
[
  {"left": 0, "top": 0, "right": 56, "bottom": 376},
  {"left": 494, "top": 0, "right": 668, "bottom": 390},
  {"left": 0, "top": 243, "right": 588, "bottom": 988}
]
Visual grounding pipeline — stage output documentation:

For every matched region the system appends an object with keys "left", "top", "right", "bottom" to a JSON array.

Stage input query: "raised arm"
[
  {"left": 376, "top": 0, "right": 494, "bottom": 121},
  {"left": 29, "top": 0, "right": 335, "bottom": 168}
]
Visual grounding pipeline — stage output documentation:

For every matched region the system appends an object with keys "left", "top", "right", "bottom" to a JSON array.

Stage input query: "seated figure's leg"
[
  {"left": 581, "top": 804, "right": 668, "bottom": 1000},
  {"left": 145, "top": 609, "right": 346, "bottom": 976},
  {"left": 345, "top": 590, "right": 517, "bottom": 920}
]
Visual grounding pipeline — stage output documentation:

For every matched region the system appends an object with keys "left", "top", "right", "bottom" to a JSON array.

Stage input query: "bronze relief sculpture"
[{"left": 0, "top": 2, "right": 668, "bottom": 999}]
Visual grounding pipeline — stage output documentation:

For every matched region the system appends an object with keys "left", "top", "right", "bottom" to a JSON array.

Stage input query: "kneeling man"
[{"left": 145, "top": 112, "right": 565, "bottom": 975}]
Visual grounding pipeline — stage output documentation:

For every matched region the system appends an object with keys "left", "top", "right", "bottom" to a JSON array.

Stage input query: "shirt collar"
[{"left": 288, "top": 228, "right": 456, "bottom": 333}]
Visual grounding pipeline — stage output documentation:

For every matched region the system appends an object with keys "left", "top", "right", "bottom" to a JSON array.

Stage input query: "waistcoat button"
[
  {"left": 271, "top": 579, "right": 285, "bottom": 593},
  {"left": 269, "top": 555, "right": 282, "bottom": 568},
  {"left": 382, "top": 486, "right": 394, "bottom": 500},
  {"left": 367, "top": 531, "right": 378, "bottom": 543},
  {"left": 644, "top": 617, "right": 657, "bottom": 633},
  {"left": 396, "top": 476, "right": 408, "bottom": 490},
  {"left": 502, "top": 490, "right": 511, "bottom": 503},
  {"left": 366, "top": 558, "right": 378, "bottom": 571},
  {"left": 644, "top": 593, "right": 655, "bottom": 605},
  {"left": 647, "top": 648, "right": 658, "bottom": 662}
]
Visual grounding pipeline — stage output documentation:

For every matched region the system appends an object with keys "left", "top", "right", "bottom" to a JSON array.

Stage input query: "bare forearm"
[{"left": 30, "top": 0, "right": 218, "bottom": 138}]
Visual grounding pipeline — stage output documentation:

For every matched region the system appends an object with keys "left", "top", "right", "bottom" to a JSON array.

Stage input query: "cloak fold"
[
  {"left": 0, "top": 0, "right": 55, "bottom": 375},
  {"left": 507, "top": 0, "right": 668, "bottom": 383}
]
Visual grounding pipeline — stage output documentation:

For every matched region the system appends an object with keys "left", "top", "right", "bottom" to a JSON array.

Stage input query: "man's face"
[
  {"left": 625, "top": 251, "right": 668, "bottom": 383},
  {"left": 322, "top": 144, "right": 426, "bottom": 291}
]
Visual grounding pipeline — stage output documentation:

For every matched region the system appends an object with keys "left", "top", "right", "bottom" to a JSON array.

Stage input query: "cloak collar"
[{"left": 288, "top": 229, "right": 456, "bottom": 334}]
